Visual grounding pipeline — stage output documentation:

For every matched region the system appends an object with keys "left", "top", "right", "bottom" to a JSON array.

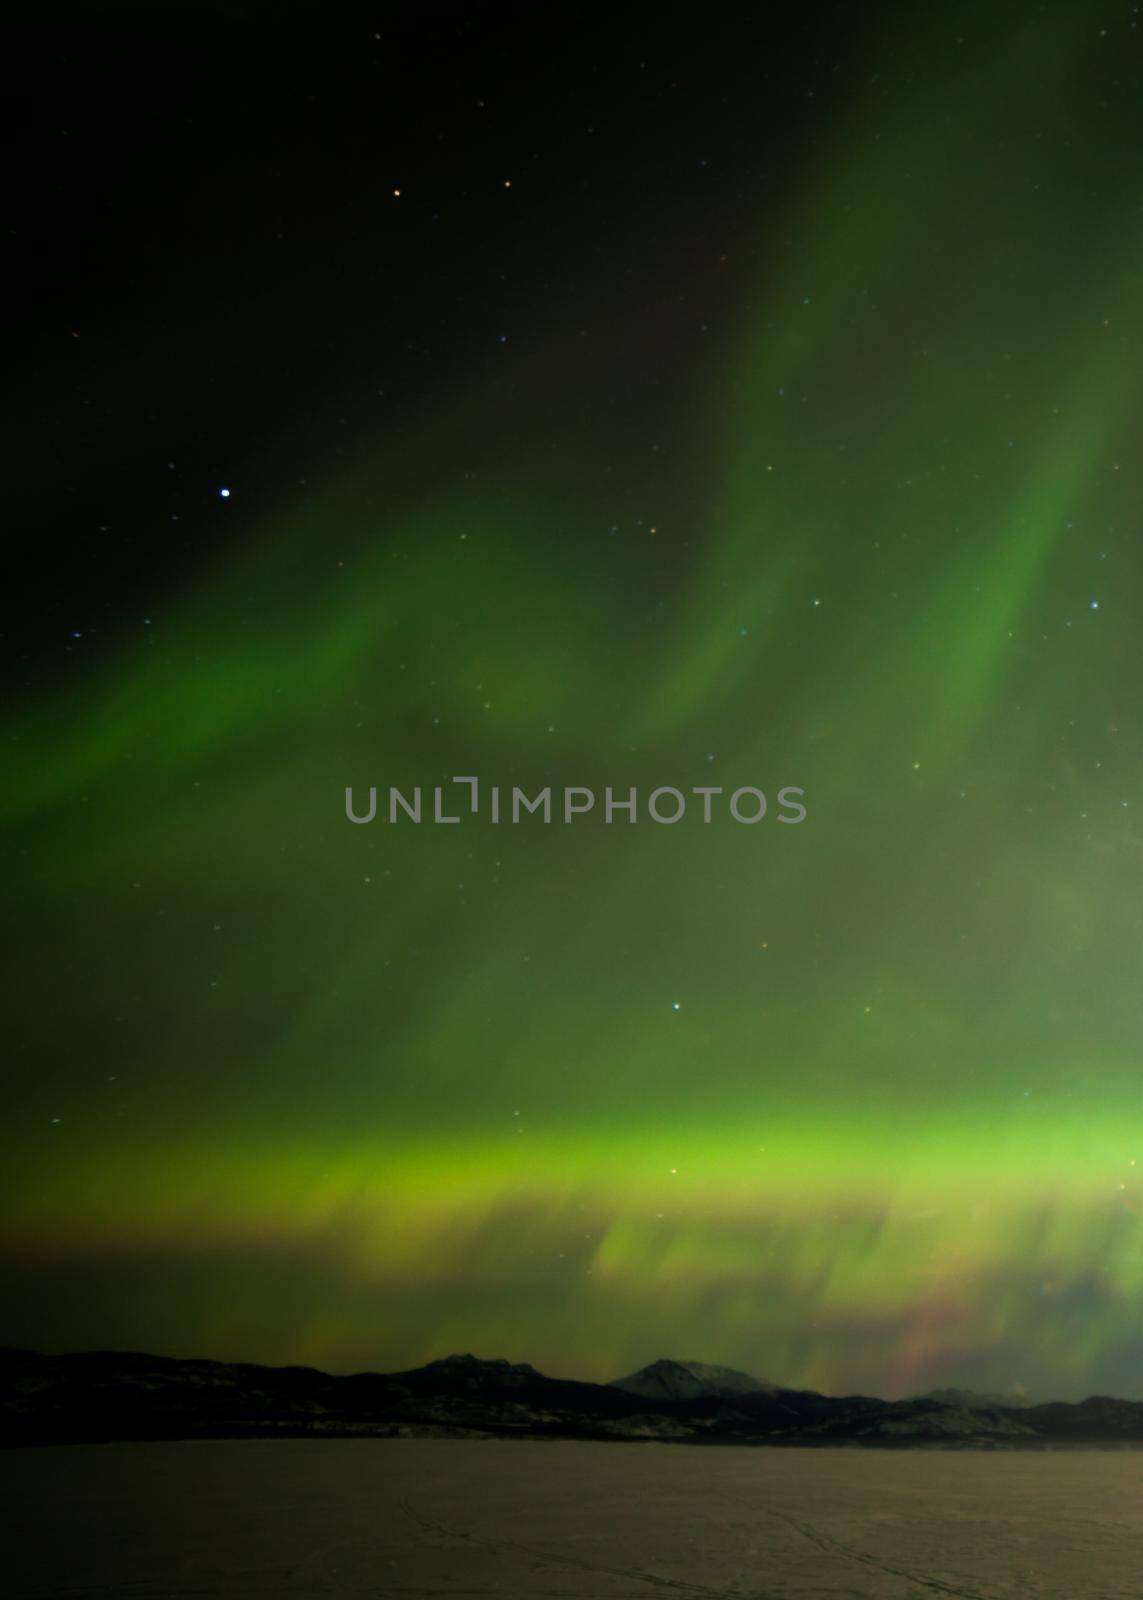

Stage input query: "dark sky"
[{"left": 6, "top": 1, "right": 1143, "bottom": 1403}]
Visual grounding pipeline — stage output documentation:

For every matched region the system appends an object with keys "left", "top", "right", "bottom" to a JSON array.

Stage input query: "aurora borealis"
[{"left": 6, "top": 3, "right": 1143, "bottom": 1404}]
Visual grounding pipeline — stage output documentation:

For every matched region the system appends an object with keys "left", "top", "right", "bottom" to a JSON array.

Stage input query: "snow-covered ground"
[{"left": 5, "top": 1438, "right": 1142, "bottom": 1597}]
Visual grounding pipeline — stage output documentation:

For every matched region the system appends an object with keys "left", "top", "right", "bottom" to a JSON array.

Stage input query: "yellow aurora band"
[{"left": 4, "top": 1, "right": 1142, "bottom": 1399}]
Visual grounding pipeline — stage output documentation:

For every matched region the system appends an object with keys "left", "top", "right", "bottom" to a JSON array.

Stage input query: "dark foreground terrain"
[
  {"left": 4, "top": 1347, "right": 1143, "bottom": 1449},
  {"left": 5, "top": 1438, "right": 1142, "bottom": 1598}
]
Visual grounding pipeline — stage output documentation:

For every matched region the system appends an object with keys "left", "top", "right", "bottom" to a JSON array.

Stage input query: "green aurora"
[{"left": 5, "top": 2, "right": 1143, "bottom": 1400}]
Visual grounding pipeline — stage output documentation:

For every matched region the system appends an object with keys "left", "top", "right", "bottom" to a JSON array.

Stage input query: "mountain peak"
[
  {"left": 913, "top": 1386, "right": 1031, "bottom": 1410},
  {"left": 408, "top": 1354, "right": 543, "bottom": 1384},
  {"left": 610, "top": 1358, "right": 773, "bottom": 1402},
  {"left": 429, "top": 1353, "right": 539, "bottom": 1370}
]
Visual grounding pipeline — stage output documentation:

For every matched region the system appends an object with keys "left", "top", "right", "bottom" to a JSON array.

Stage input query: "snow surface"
[{"left": 5, "top": 1437, "right": 1142, "bottom": 1597}]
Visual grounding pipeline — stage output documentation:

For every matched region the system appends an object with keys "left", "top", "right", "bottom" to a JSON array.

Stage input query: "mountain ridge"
[
  {"left": 913, "top": 1386, "right": 1032, "bottom": 1411},
  {"left": 610, "top": 1358, "right": 775, "bottom": 1401},
  {"left": 4, "top": 1346, "right": 1142, "bottom": 1449}
]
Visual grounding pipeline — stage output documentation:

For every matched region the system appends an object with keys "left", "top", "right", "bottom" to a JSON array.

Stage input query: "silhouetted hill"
[
  {"left": 913, "top": 1386, "right": 1032, "bottom": 1410},
  {"left": 1020, "top": 1395, "right": 1143, "bottom": 1441},
  {"left": 3, "top": 1346, "right": 1141, "bottom": 1448},
  {"left": 610, "top": 1358, "right": 773, "bottom": 1402}
]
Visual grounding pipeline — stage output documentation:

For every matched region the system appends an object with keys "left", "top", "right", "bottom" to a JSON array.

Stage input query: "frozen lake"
[{"left": 4, "top": 1438, "right": 1142, "bottom": 1597}]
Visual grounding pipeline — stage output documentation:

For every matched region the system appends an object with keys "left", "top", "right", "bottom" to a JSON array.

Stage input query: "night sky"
[{"left": 6, "top": 2, "right": 1143, "bottom": 1403}]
